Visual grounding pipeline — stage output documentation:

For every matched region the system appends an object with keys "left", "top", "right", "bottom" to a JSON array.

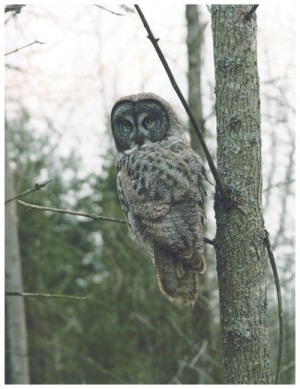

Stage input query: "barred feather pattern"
[{"left": 112, "top": 93, "right": 207, "bottom": 305}]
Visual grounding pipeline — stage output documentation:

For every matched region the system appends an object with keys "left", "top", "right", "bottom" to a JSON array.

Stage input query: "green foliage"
[
  {"left": 9, "top": 106, "right": 295, "bottom": 384},
  {"left": 6, "top": 112, "right": 221, "bottom": 384}
]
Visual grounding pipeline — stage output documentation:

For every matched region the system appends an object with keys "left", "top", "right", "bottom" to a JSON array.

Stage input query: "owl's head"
[{"left": 111, "top": 93, "right": 185, "bottom": 153}]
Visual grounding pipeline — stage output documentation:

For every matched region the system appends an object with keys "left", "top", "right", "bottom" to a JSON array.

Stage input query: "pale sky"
[
  {"left": 4, "top": 2, "right": 295, "bottom": 154},
  {"left": 3, "top": 2, "right": 296, "bottom": 279}
]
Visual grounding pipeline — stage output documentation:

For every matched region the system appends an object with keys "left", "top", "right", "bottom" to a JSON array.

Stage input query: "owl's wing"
[
  {"left": 118, "top": 141, "right": 206, "bottom": 249},
  {"left": 118, "top": 163, "right": 170, "bottom": 220},
  {"left": 118, "top": 142, "right": 207, "bottom": 305}
]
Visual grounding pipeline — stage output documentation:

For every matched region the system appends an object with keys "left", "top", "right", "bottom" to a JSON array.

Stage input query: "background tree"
[
  {"left": 5, "top": 123, "right": 30, "bottom": 384},
  {"left": 211, "top": 5, "right": 270, "bottom": 383},
  {"left": 186, "top": 5, "right": 206, "bottom": 158},
  {"left": 185, "top": 5, "right": 222, "bottom": 383}
]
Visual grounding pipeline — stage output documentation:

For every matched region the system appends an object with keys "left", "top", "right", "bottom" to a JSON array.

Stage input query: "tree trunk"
[
  {"left": 211, "top": 5, "right": 271, "bottom": 383},
  {"left": 5, "top": 126, "right": 30, "bottom": 384},
  {"left": 186, "top": 6, "right": 218, "bottom": 384},
  {"left": 186, "top": 5, "right": 206, "bottom": 159}
]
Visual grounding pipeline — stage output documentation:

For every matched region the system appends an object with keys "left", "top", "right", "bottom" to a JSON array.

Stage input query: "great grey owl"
[{"left": 111, "top": 93, "right": 206, "bottom": 305}]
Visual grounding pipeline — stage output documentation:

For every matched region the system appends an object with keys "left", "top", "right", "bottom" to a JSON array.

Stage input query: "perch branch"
[
  {"left": 5, "top": 178, "right": 53, "bottom": 205},
  {"left": 6, "top": 291, "right": 90, "bottom": 301},
  {"left": 18, "top": 200, "right": 126, "bottom": 224},
  {"left": 204, "top": 237, "right": 215, "bottom": 246},
  {"left": 5, "top": 40, "right": 46, "bottom": 56},
  {"left": 264, "top": 229, "right": 283, "bottom": 384},
  {"left": 18, "top": 200, "right": 215, "bottom": 246},
  {"left": 134, "top": 5, "right": 228, "bottom": 200}
]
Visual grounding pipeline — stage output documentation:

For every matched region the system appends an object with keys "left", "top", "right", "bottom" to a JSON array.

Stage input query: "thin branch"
[
  {"left": 5, "top": 4, "right": 25, "bottom": 13},
  {"left": 93, "top": 4, "right": 124, "bottom": 16},
  {"left": 264, "top": 229, "right": 283, "bottom": 384},
  {"left": 5, "top": 291, "right": 91, "bottom": 301},
  {"left": 244, "top": 5, "right": 259, "bottom": 21},
  {"left": 5, "top": 40, "right": 46, "bottom": 57},
  {"left": 204, "top": 237, "right": 215, "bottom": 246},
  {"left": 134, "top": 5, "right": 229, "bottom": 200},
  {"left": 5, "top": 179, "right": 53, "bottom": 205},
  {"left": 119, "top": 5, "right": 135, "bottom": 14},
  {"left": 170, "top": 340, "right": 211, "bottom": 384},
  {"left": 168, "top": 315, "right": 199, "bottom": 352},
  {"left": 18, "top": 200, "right": 127, "bottom": 224},
  {"left": 18, "top": 200, "right": 215, "bottom": 246}
]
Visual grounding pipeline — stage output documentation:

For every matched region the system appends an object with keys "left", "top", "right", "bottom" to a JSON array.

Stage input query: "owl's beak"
[{"left": 136, "top": 131, "right": 145, "bottom": 146}]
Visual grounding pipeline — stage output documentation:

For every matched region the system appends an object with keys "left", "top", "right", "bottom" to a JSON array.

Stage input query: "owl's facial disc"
[{"left": 111, "top": 98, "right": 169, "bottom": 153}]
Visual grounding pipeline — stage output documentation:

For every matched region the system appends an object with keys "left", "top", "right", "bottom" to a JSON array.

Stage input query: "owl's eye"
[
  {"left": 123, "top": 120, "right": 133, "bottom": 131},
  {"left": 144, "top": 118, "right": 154, "bottom": 128}
]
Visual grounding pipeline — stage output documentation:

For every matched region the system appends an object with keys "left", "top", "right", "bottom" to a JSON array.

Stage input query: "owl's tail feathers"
[
  {"left": 153, "top": 244, "right": 206, "bottom": 305},
  {"left": 180, "top": 247, "right": 206, "bottom": 274}
]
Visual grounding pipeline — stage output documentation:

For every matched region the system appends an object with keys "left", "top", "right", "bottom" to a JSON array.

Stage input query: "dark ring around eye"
[{"left": 123, "top": 120, "right": 133, "bottom": 130}]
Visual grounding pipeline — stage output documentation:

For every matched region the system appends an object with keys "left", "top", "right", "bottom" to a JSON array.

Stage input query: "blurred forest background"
[{"left": 4, "top": 3, "right": 295, "bottom": 384}]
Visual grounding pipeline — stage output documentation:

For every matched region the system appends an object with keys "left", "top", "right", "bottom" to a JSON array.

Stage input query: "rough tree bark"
[
  {"left": 5, "top": 126, "right": 30, "bottom": 384},
  {"left": 211, "top": 5, "right": 271, "bottom": 383}
]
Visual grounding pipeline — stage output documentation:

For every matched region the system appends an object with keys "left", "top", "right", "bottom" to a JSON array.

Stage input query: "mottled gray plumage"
[{"left": 111, "top": 93, "right": 206, "bottom": 304}]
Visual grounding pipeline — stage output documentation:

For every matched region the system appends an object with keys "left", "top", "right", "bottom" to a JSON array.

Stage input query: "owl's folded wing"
[
  {"left": 118, "top": 165, "right": 171, "bottom": 220},
  {"left": 118, "top": 144, "right": 206, "bottom": 220}
]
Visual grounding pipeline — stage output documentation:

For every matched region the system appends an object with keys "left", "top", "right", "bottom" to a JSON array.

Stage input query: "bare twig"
[
  {"left": 264, "top": 229, "right": 283, "bottom": 384},
  {"left": 170, "top": 340, "right": 211, "bottom": 384},
  {"left": 134, "top": 5, "right": 228, "bottom": 200},
  {"left": 18, "top": 200, "right": 215, "bottom": 246},
  {"left": 5, "top": 291, "right": 91, "bottom": 301},
  {"left": 94, "top": 4, "right": 124, "bottom": 16},
  {"left": 18, "top": 200, "right": 127, "bottom": 224},
  {"left": 5, "top": 179, "right": 53, "bottom": 205},
  {"left": 204, "top": 237, "right": 215, "bottom": 246},
  {"left": 5, "top": 40, "right": 46, "bottom": 57},
  {"left": 244, "top": 5, "right": 259, "bottom": 21},
  {"left": 168, "top": 315, "right": 199, "bottom": 351},
  {"left": 119, "top": 5, "right": 135, "bottom": 14},
  {"left": 5, "top": 4, "right": 25, "bottom": 13}
]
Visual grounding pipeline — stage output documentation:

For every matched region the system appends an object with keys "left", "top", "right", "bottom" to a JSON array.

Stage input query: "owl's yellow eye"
[{"left": 144, "top": 118, "right": 153, "bottom": 128}]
